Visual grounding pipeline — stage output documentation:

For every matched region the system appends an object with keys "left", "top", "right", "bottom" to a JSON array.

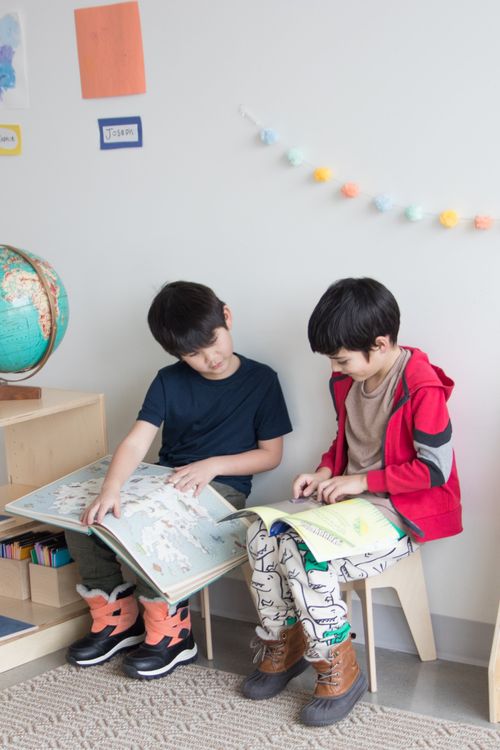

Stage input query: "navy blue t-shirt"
[{"left": 137, "top": 354, "right": 292, "bottom": 496}]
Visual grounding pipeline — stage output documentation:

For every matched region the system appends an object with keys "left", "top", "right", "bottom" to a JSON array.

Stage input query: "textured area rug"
[{"left": 1, "top": 660, "right": 499, "bottom": 750}]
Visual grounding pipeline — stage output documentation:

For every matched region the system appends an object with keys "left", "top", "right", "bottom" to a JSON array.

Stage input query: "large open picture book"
[
  {"left": 220, "top": 496, "right": 401, "bottom": 563},
  {"left": 5, "top": 457, "right": 248, "bottom": 605}
]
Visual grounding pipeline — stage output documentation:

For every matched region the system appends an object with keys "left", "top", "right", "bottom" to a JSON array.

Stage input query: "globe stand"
[
  {"left": 0, "top": 244, "right": 60, "bottom": 402},
  {"left": 0, "top": 383, "right": 42, "bottom": 401}
]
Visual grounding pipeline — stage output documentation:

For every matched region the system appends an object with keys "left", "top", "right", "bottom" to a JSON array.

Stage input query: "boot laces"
[
  {"left": 250, "top": 635, "right": 286, "bottom": 666},
  {"left": 317, "top": 648, "right": 341, "bottom": 687}
]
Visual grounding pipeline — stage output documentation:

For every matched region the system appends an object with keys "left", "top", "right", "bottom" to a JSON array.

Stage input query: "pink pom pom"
[
  {"left": 341, "top": 182, "right": 360, "bottom": 198},
  {"left": 474, "top": 215, "right": 493, "bottom": 230}
]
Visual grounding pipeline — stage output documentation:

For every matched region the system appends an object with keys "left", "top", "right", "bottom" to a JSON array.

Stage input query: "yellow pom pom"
[
  {"left": 313, "top": 167, "right": 332, "bottom": 183},
  {"left": 439, "top": 210, "right": 459, "bottom": 228}
]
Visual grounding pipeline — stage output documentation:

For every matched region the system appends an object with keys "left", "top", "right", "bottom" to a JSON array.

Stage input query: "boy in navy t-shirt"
[{"left": 65, "top": 281, "right": 292, "bottom": 679}]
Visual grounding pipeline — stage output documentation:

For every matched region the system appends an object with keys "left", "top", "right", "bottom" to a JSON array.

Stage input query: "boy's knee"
[{"left": 247, "top": 518, "right": 267, "bottom": 545}]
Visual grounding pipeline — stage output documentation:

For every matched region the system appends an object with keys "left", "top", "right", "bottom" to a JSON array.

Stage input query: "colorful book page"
[
  {"left": 74, "top": 1, "right": 146, "bottom": 99},
  {"left": 0, "top": 615, "right": 38, "bottom": 642}
]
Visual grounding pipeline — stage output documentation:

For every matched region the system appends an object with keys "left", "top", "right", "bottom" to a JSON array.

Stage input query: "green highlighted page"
[{"left": 220, "top": 497, "right": 400, "bottom": 563}]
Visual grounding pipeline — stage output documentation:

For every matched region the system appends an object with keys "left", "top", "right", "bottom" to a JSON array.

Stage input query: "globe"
[{"left": 0, "top": 245, "right": 69, "bottom": 376}]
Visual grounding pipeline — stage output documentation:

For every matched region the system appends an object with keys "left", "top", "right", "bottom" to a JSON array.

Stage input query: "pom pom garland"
[
  {"left": 341, "top": 182, "right": 360, "bottom": 198},
  {"left": 239, "top": 106, "right": 500, "bottom": 232},
  {"left": 439, "top": 210, "right": 459, "bottom": 228},
  {"left": 286, "top": 147, "right": 305, "bottom": 166},
  {"left": 313, "top": 167, "right": 332, "bottom": 182},
  {"left": 260, "top": 128, "right": 279, "bottom": 145}
]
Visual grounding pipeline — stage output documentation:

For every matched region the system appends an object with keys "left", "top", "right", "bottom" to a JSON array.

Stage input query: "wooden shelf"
[
  {"left": 0, "top": 483, "right": 38, "bottom": 534},
  {"left": 0, "top": 388, "right": 107, "bottom": 672},
  {"left": 0, "top": 595, "right": 90, "bottom": 673},
  {"left": 0, "top": 389, "right": 106, "bottom": 427}
]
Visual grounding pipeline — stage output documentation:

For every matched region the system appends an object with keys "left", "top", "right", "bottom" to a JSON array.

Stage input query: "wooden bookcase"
[{"left": 0, "top": 389, "right": 107, "bottom": 673}]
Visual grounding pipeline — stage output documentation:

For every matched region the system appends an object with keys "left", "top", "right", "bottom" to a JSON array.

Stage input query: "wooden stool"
[
  {"left": 199, "top": 586, "right": 214, "bottom": 660},
  {"left": 340, "top": 547, "right": 436, "bottom": 692},
  {"left": 198, "top": 562, "right": 253, "bottom": 661},
  {"left": 488, "top": 600, "right": 500, "bottom": 722}
]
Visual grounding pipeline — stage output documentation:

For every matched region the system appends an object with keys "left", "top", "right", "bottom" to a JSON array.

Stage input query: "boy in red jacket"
[{"left": 241, "top": 277, "right": 462, "bottom": 727}]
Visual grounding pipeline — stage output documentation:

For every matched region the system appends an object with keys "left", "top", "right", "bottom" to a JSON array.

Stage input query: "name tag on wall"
[
  {"left": 0, "top": 125, "right": 22, "bottom": 156},
  {"left": 98, "top": 116, "right": 142, "bottom": 150}
]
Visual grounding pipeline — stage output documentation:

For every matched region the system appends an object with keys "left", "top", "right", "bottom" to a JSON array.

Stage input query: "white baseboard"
[{"left": 194, "top": 576, "right": 493, "bottom": 668}]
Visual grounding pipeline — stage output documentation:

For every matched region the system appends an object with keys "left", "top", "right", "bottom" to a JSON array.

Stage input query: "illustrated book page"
[{"left": 6, "top": 457, "right": 249, "bottom": 604}]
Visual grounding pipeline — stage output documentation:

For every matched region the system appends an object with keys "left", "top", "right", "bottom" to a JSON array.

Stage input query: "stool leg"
[
  {"left": 201, "top": 587, "right": 213, "bottom": 661},
  {"left": 395, "top": 575, "right": 436, "bottom": 661},
  {"left": 342, "top": 588, "right": 353, "bottom": 621},
  {"left": 356, "top": 585, "right": 377, "bottom": 692}
]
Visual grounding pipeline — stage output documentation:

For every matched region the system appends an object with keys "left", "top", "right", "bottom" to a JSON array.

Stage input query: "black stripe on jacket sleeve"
[
  {"left": 413, "top": 420, "right": 452, "bottom": 448},
  {"left": 419, "top": 457, "right": 446, "bottom": 487}
]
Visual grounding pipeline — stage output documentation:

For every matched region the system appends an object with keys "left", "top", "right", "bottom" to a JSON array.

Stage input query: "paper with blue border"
[{"left": 98, "top": 116, "right": 142, "bottom": 150}]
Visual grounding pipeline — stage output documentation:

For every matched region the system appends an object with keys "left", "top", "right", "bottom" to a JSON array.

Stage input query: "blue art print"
[
  {"left": 0, "top": 12, "right": 28, "bottom": 108},
  {"left": 0, "top": 14, "right": 20, "bottom": 99}
]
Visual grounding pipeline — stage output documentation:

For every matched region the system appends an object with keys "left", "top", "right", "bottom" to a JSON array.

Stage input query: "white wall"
[{"left": 2, "top": 1, "right": 500, "bottom": 634}]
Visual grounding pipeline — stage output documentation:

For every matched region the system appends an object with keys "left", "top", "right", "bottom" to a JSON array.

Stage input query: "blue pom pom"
[
  {"left": 286, "top": 147, "right": 304, "bottom": 166},
  {"left": 260, "top": 128, "right": 279, "bottom": 145},
  {"left": 374, "top": 194, "right": 393, "bottom": 212}
]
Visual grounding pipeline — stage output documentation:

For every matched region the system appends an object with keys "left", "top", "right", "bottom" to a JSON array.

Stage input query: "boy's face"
[
  {"left": 180, "top": 307, "right": 238, "bottom": 380},
  {"left": 327, "top": 337, "right": 396, "bottom": 383}
]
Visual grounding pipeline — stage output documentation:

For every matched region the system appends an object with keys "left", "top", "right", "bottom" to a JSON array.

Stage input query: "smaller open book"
[
  {"left": 220, "top": 496, "right": 401, "bottom": 563},
  {"left": 5, "top": 458, "right": 248, "bottom": 606}
]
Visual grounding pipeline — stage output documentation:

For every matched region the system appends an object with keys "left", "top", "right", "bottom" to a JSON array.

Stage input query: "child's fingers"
[
  {"left": 318, "top": 479, "right": 337, "bottom": 503},
  {"left": 293, "top": 474, "right": 311, "bottom": 497},
  {"left": 167, "top": 466, "right": 188, "bottom": 483},
  {"left": 84, "top": 504, "right": 97, "bottom": 525}
]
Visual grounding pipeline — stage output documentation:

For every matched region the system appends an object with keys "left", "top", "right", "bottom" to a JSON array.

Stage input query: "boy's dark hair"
[
  {"left": 148, "top": 281, "right": 227, "bottom": 357},
  {"left": 308, "top": 277, "right": 400, "bottom": 356}
]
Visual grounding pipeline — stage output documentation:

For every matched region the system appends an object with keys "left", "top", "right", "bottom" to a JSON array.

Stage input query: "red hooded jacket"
[{"left": 317, "top": 347, "right": 462, "bottom": 542}]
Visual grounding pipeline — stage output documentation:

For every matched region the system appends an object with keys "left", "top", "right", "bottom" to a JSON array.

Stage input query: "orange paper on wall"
[{"left": 74, "top": 1, "right": 146, "bottom": 99}]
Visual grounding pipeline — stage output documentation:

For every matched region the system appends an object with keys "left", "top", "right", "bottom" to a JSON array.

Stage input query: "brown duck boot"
[
  {"left": 241, "top": 621, "right": 310, "bottom": 700},
  {"left": 300, "top": 636, "right": 367, "bottom": 726}
]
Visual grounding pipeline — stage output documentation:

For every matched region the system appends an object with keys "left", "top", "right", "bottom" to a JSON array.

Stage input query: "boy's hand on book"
[
  {"left": 80, "top": 489, "right": 121, "bottom": 525},
  {"left": 318, "top": 474, "right": 368, "bottom": 504},
  {"left": 167, "top": 459, "right": 219, "bottom": 496},
  {"left": 293, "top": 469, "right": 332, "bottom": 499}
]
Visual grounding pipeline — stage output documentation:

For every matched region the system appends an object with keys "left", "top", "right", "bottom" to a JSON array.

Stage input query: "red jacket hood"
[{"left": 399, "top": 347, "right": 455, "bottom": 401}]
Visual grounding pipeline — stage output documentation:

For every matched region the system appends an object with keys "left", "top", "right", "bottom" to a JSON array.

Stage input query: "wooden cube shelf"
[
  {"left": 0, "top": 558, "right": 31, "bottom": 600},
  {"left": 0, "top": 388, "right": 107, "bottom": 672},
  {"left": 29, "top": 562, "right": 81, "bottom": 608}
]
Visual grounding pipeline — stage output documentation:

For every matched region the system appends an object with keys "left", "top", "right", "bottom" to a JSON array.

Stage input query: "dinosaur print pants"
[{"left": 247, "top": 520, "right": 418, "bottom": 660}]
